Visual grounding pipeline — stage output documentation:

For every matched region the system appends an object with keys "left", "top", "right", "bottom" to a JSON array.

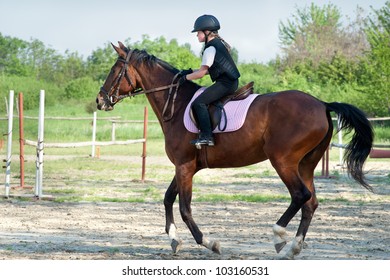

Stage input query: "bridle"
[
  {"left": 99, "top": 49, "right": 182, "bottom": 121},
  {"left": 99, "top": 49, "right": 135, "bottom": 105}
]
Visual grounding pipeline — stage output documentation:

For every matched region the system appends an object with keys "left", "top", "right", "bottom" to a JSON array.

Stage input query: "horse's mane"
[
  {"left": 130, "top": 49, "right": 179, "bottom": 74},
  {"left": 124, "top": 48, "right": 200, "bottom": 100}
]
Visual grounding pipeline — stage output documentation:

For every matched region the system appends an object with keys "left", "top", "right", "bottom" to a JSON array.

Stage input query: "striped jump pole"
[
  {"left": 141, "top": 106, "right": 148, "bottom": 182},
  {"left": 34, "top": 90, "right": 45, "bottom": 198},
  {"left": 4, "top": 90, "right": 14, "bottom": 198},
  {"left": 91, "top": 111, "right": 97, "bottom": 158}
]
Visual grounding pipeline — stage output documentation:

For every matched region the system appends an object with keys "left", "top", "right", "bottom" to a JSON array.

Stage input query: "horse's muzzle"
[{"left": 96, "top": 97, "right": 114, "bottom": 111}]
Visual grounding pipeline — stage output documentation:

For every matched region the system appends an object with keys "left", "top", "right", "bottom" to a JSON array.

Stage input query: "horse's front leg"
[
  {"left": 176, "top": 164, "right": 221, "bottom": 254},
  {"left": 164, "top": 177, "right": 182, "bottom": 253}
]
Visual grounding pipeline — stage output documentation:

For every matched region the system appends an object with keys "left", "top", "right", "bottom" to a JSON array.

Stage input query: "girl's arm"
[{"left": 186, "top": 65, "right": 209, "bottom": 80}]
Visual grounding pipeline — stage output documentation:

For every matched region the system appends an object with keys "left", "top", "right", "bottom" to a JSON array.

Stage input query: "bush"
[
  {"left": 64, "top": 76, "right": 100, "bottom": 101},
  {"left": 0, "top": 75, "right": 58, "bottom": 111}
]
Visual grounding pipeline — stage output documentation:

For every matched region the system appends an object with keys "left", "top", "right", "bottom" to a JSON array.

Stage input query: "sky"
[{"left": 0, "top": 0, "right": 387, "bottom": 63}]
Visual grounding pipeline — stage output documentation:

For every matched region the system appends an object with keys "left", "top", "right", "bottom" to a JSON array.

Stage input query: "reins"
[{"left": 117, "top": 73, "right": 181, "bottom": 122}]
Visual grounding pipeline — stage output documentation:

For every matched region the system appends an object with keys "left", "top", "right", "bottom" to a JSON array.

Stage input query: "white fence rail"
[{"left": 25, "top": 139, "right": 145, "bottom": 148}]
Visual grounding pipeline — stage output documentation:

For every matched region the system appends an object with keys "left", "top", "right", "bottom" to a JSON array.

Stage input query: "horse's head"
[{"left": 96, "top": 42, "right": 140, "bottom": 111}]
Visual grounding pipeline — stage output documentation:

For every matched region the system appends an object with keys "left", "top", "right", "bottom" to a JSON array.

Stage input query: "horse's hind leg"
[
  {"left": 270, "top": 163, "right": 312, "bottom": 258},
  {"left": 164, "top": 177, "right": 182, "bottom": 253},
  {"left": 282, "top": 138, "right": 330, "bottom": 258},
  {"left": 281, "top": 127, "right": 332, "bottom": 258},
  {"left": 272, "top": 138, "right": 328, "bottom": 259},
  {"left": 286, "top": 183, "right": 318, "bottom": 259}
]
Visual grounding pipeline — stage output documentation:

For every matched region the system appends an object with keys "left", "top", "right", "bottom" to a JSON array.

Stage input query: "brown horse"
[{"left": 96, "top": 42, "right": 374, "bottom": 259}]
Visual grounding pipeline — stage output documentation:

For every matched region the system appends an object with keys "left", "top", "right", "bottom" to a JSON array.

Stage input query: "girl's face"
[{"left": 196, "top": 31, "right": 206, "bottom": 43}]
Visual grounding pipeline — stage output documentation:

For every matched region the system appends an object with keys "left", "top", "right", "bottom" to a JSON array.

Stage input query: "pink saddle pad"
[{"left": 184, "top": 87, "right": 258, "bottom": 133}]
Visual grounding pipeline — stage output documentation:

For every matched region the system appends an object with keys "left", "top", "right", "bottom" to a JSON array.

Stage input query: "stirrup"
[{"left": 190, "top": 137, "right": 214, "bottom": 149}]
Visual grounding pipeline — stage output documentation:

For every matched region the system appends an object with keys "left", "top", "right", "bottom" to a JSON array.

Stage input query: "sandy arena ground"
[{"left": 0, "top": 157, "right": 389, "bottom": 260}]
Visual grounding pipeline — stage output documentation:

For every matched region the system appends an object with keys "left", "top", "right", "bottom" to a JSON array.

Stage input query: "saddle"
[{"left": 190, "top": 81, "right": 254, "bottom": 131}]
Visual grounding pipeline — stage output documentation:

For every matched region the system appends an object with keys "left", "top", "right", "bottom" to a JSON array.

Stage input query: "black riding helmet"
[{"left": 192, "top": 15, "right": 220, "bottom": 32}]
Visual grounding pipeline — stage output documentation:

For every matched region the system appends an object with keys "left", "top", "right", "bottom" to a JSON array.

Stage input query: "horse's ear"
[
  {"left": 111, "top": 42, "right": 126, "bottom": 58},
  {"left": 118, "top": 41, "right": 127, "bottom": 50}
]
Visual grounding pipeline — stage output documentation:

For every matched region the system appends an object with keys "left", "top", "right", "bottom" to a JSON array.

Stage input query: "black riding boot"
[{"left": 190, "top": 103, "right": 214, "bottom": 146}]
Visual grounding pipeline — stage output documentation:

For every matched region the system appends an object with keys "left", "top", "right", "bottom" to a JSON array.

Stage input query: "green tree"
[
  {"left": 357, "top": 1, "right": 390, "bottom": 116},
  {"left": 279, "top": 3, "right": 368, "bottom": 67},
  {"left": 18, "top": 38, "right": 65, "bottom": 83},
  {"left": 275, "top": 3, "right": 390, "bottom": 115},
  {"left": 56, "top": 50, "right": 87, "bottom": 85},
  {"left": 0, "top": 33, "right": 30, "bottom": 76},
  {"left": 130, "top": 35, "right": 201, "bottom": 70},
  {"left": 0, "top": 34, "right": 87, "bottom": 85},
  {"left": 238, "top": 62, "right": 279, "bottom": 93},
  {"left": 87, "top": 41, "right": 117, "bottom": 81}
]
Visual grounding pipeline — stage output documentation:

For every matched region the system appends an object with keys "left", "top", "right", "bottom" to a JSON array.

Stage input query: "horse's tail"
[{"left": 325, "top": 102, "right": 374, "bottom": 191}]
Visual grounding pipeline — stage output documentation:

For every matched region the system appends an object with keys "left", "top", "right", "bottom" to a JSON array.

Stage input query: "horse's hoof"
[
  {"left": 211, "top": 241, "right": 221, "bottom": 255},
  {"left": 171, "top": 239, "right": 182, "bottom": 254},
  {"left": 277, "top": 254, "right": 294, "bottom": 260},
  {"left": 202, "top": 237, "right": 221, "bottom": 254},
  {"left": 274, "top": 241, "right": 287, "bottom": 253}
]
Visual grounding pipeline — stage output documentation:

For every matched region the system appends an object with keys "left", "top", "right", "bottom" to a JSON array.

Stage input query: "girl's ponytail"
[{"left": 213, "top": 32, "right": 232, "bottom": 53}]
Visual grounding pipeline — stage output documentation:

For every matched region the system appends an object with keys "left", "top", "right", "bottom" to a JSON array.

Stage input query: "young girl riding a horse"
[
  {"left": 97, "top": 25, "right": 373, "bottom": 260},
  {"left": 179, "top": 14, "right": 240, "bottom": 146}
]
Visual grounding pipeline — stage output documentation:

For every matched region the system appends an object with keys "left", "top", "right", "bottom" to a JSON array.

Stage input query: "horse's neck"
[
  {"left": 139, "top": 67, "right": 174, "bottom": 121},
  {"left": 140, "top": 65, "right": 199, "bottom": 124}
]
